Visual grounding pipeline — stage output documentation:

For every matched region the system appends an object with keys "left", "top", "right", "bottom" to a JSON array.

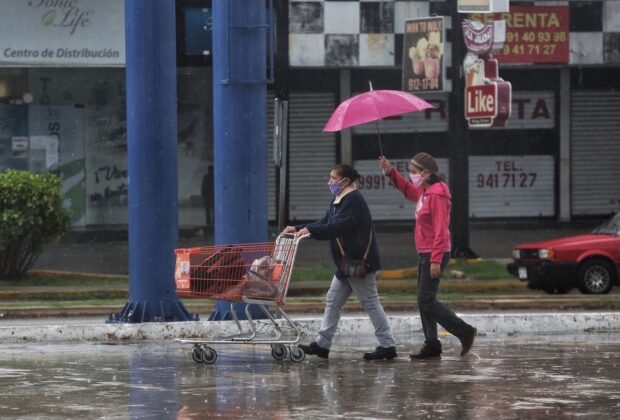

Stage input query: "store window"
[{"left": 176, "top": 0, "right": 213, "bottom": 67}]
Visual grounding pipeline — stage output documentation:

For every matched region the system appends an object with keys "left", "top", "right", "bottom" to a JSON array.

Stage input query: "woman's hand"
[
  {"left": 282, "top": 226, "right": 297, "bottom": 234},
  {"left": 295, "top": 227, "right": 310, "bottom": 238},
  {"left": 430, "top": 262, "right": 442, "bottom": 279},
  {"left": 378, "top": 156, "right": 392, "bottom": 175}
]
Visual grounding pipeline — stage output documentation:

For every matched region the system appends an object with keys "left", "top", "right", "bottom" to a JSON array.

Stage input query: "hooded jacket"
[{"left": 387, "top": 169, "right": 452, "bottom": 263}]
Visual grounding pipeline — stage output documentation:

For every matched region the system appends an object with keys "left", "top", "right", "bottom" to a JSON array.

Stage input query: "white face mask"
[{"left": 410, "top": 173, "right": 425, "bottom": 186}]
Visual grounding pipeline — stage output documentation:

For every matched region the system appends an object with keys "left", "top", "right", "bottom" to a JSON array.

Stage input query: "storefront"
[
  {"left": 286, "top": 1, "right": 620, "bottom": 222},
  {"left": 2, "top": 0, "right": 619, "bottom": 230},
  {"left": 0, "top": 0, "right": 214, "bottom": 228}
]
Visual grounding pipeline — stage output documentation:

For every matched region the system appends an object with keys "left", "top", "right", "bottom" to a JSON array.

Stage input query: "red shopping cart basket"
[{"left": 175, "top": 234, "right": 300, "bottom": 306}]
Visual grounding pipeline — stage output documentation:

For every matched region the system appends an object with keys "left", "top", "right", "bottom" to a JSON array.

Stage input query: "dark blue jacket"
[{"left": 297, "top": 189, "right": 380, "bottom": 278}]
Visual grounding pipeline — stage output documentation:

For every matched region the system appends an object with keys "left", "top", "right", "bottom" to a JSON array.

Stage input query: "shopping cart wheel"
[
  {"left": 191, "top": 345, "right": 203, "bottom": 364},
  {"left": 271, "top": 344, "right": 288, "bottom": 360},
  {"left": 201, "top": 346, "right": 218, "bottom": 364},
  {"left": 289, "top": 346, "right": 305, "bottom": 363}
]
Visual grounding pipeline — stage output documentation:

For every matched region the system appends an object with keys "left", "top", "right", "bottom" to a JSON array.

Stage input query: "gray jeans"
[
  {"left": 315, "top": 272, "right": 396, "bottom": 350},
  {"left": 418, "top": 252, "right": 473, "bottom": 349}
]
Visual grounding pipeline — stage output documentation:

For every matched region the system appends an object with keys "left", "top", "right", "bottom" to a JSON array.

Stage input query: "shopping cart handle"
[{"left": 278, "top": 232, "right": 311, "bottom": 242}]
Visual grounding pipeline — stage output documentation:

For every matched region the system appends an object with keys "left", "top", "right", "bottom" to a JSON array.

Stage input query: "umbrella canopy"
[{"left": 323, "top": 89, "right": 434, "bottom": 132}]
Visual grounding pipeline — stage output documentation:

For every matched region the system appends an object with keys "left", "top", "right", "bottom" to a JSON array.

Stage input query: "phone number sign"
[{"left": 469, "top": 6, "right": 569, "bottom": 64}]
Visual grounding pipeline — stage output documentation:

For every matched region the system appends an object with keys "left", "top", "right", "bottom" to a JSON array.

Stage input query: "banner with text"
[
  {"left": 0, "top": 0, "right": 124, "bottom": 66},
  {"left": 468, "top": 6, "right": 569, "bottom": 64}
]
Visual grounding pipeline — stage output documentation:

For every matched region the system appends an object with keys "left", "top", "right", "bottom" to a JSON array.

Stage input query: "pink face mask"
[{"left": 410, "top": 173, "right": 424, "bottom": 186}]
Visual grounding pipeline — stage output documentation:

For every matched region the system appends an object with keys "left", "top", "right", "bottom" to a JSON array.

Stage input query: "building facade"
[{"left": 0, "top": 0, "right": 618, "bottom": 230}]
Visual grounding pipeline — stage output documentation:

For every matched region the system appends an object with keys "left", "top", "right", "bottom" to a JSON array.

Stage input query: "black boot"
[
  {"left": 410, "top": 342, "right": 442, "bottom": 359},
  {"left": 363, "top": 346, "right": 398, "bottom": 360},
  {"left": 460, "top": 326, "right": 477, "bottom": 357},
  {"left": 298, "top": 341, "right": 329, "bottom": 359}
]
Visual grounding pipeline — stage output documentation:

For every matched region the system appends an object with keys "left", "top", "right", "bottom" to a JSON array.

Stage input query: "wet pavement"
[{"left": 1, "top": 332, "right": 619, "bottom": 418}]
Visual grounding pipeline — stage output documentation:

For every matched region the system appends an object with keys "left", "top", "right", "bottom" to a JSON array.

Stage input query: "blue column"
[
  {"left": 108, "top": 0, "right": 195, "bottom": 323},
  {"left": 211, "top": 0, "right": 269, "bottom": 320}
]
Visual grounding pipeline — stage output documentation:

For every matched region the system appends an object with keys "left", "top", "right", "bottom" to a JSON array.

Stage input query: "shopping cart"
[{"left": 174, "top": 233, "right": 309, "bottom": 364}]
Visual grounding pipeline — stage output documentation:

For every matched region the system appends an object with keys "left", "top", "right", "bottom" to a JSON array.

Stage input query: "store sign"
[
  {"left": 0, "top": 0, "right": 124, "bottom": 66},
  {"left": 464, "top": 56, "right": 511, "bottom": 128},
  {"left": 468, "top": 6, "right": 569, "bottom": 64},
  {"left": 402, "top": 17, "right": 449, "bottom": 93},
  {"left": 469, "top": 155, "right": 554, "bottom": 217},
  {"left": 458, "top": 0, "right": 509, "bottom": 13},
  {"left": 505, "top": 91, "right": 554, "bottom": 130},
  {"left": 462, "top": 19, "right": 506, "bottom": 55}
]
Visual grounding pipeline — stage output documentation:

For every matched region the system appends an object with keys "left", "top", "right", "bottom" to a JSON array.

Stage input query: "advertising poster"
[
  {"left": 468, "top": 6, "right": 569, "bottom": 64},
  {"left": 402, "top": 17, "right": 448, "bottom": 93}
]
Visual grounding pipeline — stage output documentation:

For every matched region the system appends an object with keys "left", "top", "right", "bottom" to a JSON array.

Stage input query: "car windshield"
[{"left": 592, "top": 213, "right": 620, "bottom": 235}]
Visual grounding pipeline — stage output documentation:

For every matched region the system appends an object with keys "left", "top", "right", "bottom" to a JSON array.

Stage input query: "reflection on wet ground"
[{"left": 0, "top": 333, "right": 619, "bottom": 418}]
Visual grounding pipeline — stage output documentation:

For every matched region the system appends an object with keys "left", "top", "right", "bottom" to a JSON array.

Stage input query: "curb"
[{"left": 1, "top": 312, "right": 619, "bottom": 344}]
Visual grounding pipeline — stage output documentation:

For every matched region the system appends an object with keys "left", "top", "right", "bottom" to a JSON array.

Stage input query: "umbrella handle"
[{"left": 375, "top": 120, "right": 383, "bottom": 156}]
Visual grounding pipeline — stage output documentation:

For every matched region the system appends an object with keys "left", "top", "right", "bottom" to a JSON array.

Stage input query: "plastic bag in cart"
[{"left": 243, "top": 256, "right": 283, "bottom": 299}]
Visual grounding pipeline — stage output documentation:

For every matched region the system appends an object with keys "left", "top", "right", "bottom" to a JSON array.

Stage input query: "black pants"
[{"left": 417, "top": 252, "right": 472, "bottom": 350}]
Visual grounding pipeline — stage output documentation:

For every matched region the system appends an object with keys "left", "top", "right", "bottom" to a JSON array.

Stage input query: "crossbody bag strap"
[{"left": 336, "top": 230, "right": 373, "bottom": 259}]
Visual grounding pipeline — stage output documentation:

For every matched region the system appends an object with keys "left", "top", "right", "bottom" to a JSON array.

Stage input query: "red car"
[{"left": 507, "top": 213, "right": 620, "bottom": 294}]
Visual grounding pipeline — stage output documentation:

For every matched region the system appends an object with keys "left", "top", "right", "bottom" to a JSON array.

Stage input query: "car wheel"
[{"left": 577, "top": 259, "right": 614, "bottom": 294}]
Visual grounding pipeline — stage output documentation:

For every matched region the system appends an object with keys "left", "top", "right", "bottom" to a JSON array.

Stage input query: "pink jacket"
[{"left": 387, "top": 169, "right": 452, "bottom": 263}]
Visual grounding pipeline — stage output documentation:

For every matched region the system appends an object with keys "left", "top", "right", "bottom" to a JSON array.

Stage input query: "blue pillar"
[
  {"left": 210, "top": 0, "right": 269, "bottom": 320},
  {"left": 108, "top": 0, "right": 196, "bottom": 323}
]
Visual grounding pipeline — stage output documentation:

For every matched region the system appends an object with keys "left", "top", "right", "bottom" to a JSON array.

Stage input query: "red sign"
[
  {"left": 462, "top": 20, "right": 495, "bottom": 55},
  {"left": 466, "top": 84, "right": 497, "bottom": 119},
  {"left": 469, "top": 6, "right": 569, "bottom": 64},
  {"left": 464, "top": 57, "right": 511, "bottom": 127}
]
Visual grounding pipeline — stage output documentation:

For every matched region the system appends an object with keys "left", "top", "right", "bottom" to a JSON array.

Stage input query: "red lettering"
[
  {"left": 512, "top": 98, "right": 530, "bottom": 119},
  {"left": 532, "top": 99, "right": 550, "bottom": 119}
]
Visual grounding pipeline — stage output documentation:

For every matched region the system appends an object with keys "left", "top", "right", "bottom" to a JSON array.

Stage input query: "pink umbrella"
[{"left": 323, "top": 85, "right": 433, "bottom": 155}]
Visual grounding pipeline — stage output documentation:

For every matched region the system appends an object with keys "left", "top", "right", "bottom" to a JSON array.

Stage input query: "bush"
[{"left": 0, "top": 170, "right": 70, "bottom": 279}]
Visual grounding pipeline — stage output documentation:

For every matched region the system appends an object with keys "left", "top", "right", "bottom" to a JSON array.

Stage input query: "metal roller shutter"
[
  {"left": 288, "top": 92, "right": 337, "bottom": 221},
  {"left": 571, "top": 91, "right": 620, "bottom": 216}
]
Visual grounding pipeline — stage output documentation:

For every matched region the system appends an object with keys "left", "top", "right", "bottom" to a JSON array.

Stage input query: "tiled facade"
[{"left": 289, "top": 0, "right": 620, "bottom": 67}]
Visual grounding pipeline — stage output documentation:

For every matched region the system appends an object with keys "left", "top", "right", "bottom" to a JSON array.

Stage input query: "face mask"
[
  {"left": 410, "top": 172, "right": 425, "bottom": 187},
  {"left": 328, "top": 179, "right": 346, "bottom": 196}
]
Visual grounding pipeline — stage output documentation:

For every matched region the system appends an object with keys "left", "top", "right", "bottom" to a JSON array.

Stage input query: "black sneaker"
[
  {"left": 298, "top": 341, "right": 329, "bottom": 359},
  {"left": 409, "top": 343, "right": 442, "bottom": 359},
  {"left": 363, "top": 346, "right": 398, "bottom": 360},
  {"left": 460, "top": 327, "right": 477, "bottom": 357}
]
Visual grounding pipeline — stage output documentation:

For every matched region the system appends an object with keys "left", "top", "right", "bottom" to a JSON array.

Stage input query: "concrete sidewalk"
[{"left": 1, "top": 312, "right": 619, "bottom": 344}]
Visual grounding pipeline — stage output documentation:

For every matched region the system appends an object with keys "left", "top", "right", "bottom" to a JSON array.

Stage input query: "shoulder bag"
[{"left": 336, "top": 231, "right": 372, "bottom": 278}]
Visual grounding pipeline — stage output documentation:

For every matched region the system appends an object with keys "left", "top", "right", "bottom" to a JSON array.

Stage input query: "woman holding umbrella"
[
  {"left": 283, "top": 164, "right": 397, "bottom": 360},
  {"left": 379, "top": 153, "right": 477, "bottom": 359}
]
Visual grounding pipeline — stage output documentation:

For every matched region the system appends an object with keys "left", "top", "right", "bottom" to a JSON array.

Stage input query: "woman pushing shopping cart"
[{"left": 174, "top": 233, "right": 309, "bottom": 364}]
